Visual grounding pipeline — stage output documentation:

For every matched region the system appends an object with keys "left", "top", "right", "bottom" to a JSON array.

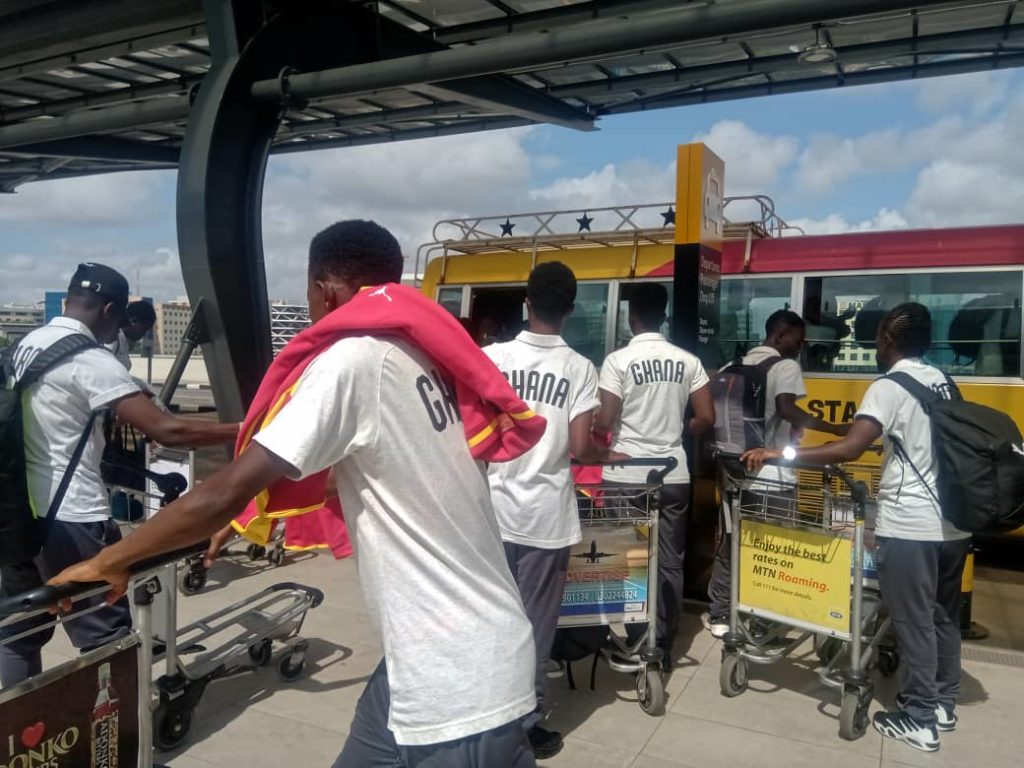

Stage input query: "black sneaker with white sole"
[
  {"left": 873, "top": 710, "right": 940, "bottom": 752},
  {"left": 895, "top": 694, "right": 958, "bottom": 732},
  {"left": 528, "top": 725, "right": 564, "bottom": 760}
]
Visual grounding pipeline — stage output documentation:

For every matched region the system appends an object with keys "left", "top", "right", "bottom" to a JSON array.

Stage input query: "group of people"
[{"left": 0, "top": 220, "right": 969, "bottom": 765}]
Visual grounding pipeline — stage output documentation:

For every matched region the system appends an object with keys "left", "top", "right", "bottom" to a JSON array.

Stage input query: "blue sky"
[{"left": 1, "top": 68, "right": 1022, "bottom": 304}]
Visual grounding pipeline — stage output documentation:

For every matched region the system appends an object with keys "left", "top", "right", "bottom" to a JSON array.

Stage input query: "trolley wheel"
[
  {"left": 267, "top": 547, "right": 285, "bottom": 567},
  {"left": 247, "top": 639, "right": 273, "bottom": 667},
  {"left": 719, "top": 652, "right": 748, "bottom": 698},
  {"left": 839, "top": 684, "right": 872, "bottom": 741},
  {"left": 877, "top": 648, "right": 900, "bottom": 678},
  {"left": 636, "top": 667, "right": 666, "bottom": 716},
  {"left": 177, "top": 565, "right": 207, "bottom": 596},
  {"left": 153, "top": 704, "right": 193, "bottom": 751},
  {"left": 246, "top": 543, "right": 266, "bottom": 561},
  {"left": 277, "top": 653, "right": 305, "bottom": 682},
  {"left": 816, "top": 636, "right": 844, "bottom": 666}
]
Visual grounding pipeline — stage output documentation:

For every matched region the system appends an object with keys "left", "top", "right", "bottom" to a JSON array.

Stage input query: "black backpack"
[
  {"left": 550, "top": 625, "right": 610, "bottom": 691},
  {"left": 0, "top": 334, "right": 98, "bottom": 565},
  {"left": 886, "top": 371, "right": 1024, "bottom": 534},
  {"left": 709, "top": 357, "right": 785, "bottom": 454}
]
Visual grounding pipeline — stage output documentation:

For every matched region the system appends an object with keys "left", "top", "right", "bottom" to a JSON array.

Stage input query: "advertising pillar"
[
  {"left": 673, "top": 144, "right": 725, "bottom": 600},
  {"left": 671, "top": 143, "right": 725, "bottom": 367}
]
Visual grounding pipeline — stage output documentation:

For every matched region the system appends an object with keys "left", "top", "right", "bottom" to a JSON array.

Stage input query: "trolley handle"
[
  {"left": 714, "top": 451, "right": 870, "bottom": 510},
  {"left": 0, "top": 542, "right": 209, "bottom": 619},
  {"left": 102, "top": 459, "right": 188, "bottom": 503},
  {"left": 574, "top": 456, "right": 679, "bottom": 484}
]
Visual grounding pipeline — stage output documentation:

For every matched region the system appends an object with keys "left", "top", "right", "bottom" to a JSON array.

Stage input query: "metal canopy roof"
[{"left": 1, "top": 0, "right": 1022, "bottom": 191}]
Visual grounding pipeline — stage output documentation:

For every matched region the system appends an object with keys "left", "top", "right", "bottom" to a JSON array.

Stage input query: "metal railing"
[{"left": 414, "top": 195, "right": 801, "bottom": 284}]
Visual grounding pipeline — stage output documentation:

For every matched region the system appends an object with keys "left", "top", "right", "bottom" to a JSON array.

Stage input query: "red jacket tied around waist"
[{"left": 232, "top": 283, "right": 547, "bottom": 544}]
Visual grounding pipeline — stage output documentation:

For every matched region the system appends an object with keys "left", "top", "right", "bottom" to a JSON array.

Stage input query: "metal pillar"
[{"left": 175, "top": 0, "right": 382, "bottom": 419}]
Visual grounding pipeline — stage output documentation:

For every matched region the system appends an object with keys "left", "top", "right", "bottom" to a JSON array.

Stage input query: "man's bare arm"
[
  {"left": 115, "top": 392, "right": 239, "bottom": 447},
  {"left": 687, "top": 383, "right": 714, "bottom": 436},
  {"left": 775, "top": 393, "right": 850, "bottom": 437},
  {"left": 594, "top": 389, "right": 622, "bottom": 438},
  {"left": 50, "top": 444, "right": 292, "bottom": 598},
  {"left": 571, "top": 410, "right": 613, "bottom": 464}
]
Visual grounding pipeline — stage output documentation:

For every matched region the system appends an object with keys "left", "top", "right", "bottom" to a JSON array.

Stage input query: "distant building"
[
  {"left": 155, "top": 299, "right": 194, "bottom": 356},
  {"left": 270, "top": 301, "right": 310, "bottom": 355},
  {"left": 0, "top": 302, "right": 44, "bottom": 345},
  {"left": 44, "top": 291, "right": 66, "bottom": 323}
]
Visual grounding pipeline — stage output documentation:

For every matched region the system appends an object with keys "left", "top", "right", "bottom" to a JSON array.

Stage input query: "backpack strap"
[
  {"left": 756, "top": 356, "right": 786, "bottom": 373},
  {"left": 884, "top": 371, "right": 944, "bottom": 511},
  {"left": 9, "top": 333, "right": 99, "bottom": 530},
  {"left": 884, "top": 371, "right": 941, "bottom": 409},
  {"left": 16, "top": 333, "right": 98, "bottom": 390},
  {"left": 41, "top": 411, "right": 97, "bottom": 532}
]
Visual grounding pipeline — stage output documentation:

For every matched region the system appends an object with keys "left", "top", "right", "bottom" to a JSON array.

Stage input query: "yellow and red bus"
[{"left": 417, "top": 200, "right": 1024, "bottom": 592}]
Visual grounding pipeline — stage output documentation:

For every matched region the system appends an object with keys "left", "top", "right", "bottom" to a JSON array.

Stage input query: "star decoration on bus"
[
  {"left": 576, "top": 212, "right": 594, "bottom": 232},
  {"left": 500, "top": 217, "right": 515, "bottom": 236},
  {"left": 661, "top": 207, "right": 675, "bottom": 226}
]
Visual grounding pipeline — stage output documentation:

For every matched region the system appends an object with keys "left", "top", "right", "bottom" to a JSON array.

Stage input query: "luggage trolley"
[
  {"left": 560, "top": 457, "right": 677, "bottom": 716},
  {"left": 715, "top": 453, "right": 896, "bottom": 741}
]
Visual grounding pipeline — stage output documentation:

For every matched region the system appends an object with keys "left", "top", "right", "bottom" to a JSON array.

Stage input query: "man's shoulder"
[
  {"left": 561, "top": 346, "right": 596, "bottom": 374},
  {"left": 315, "top": 335, "right": 407, "bottom": 368}
]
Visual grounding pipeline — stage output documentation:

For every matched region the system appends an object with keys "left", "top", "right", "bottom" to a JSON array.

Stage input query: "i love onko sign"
[{"left": 0, "top": 641, "right": 138, "bottom": 768}]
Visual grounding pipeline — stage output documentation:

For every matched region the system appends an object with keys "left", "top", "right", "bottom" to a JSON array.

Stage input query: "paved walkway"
[{"left": 41, "top": 548, "right": 1024, "bottom": 768}]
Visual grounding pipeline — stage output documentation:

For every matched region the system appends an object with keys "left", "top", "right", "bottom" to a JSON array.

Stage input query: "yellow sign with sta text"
[{"left": 738, "top": 520, "right": 852, "bottom": 636}]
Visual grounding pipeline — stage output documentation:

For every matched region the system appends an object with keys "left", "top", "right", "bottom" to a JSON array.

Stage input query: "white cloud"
[
  {"left": 528, "top": 159, "right": 675, "bottom": 209},
  {"left": 0, "top": 171, "right": 165, "bottom": 225},
  {"left": 914, "top": 70, "right": 1012, "bottom": 117},
  {"left": 260, "top": 128, "right": 537, "bottom": 301},
  {"left": 794, "top": 118, "right": 964, "bottom": 195},
  {"left": 790, "top": 208, "right": 909, "bottom": 235},
  {"left": 905, "top": 160, "right": 1024, "bottom": 227},
  {"left": 693, "top": 120, "right": 798, "bottom": 194},
  {"left": 0, "top": 245, "right": 183, "bottom": 304}
]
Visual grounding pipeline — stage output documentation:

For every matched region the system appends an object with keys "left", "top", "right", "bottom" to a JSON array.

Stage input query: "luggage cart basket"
[
  {"left": 561, "top": 456, "right": 677, "bottom": 717},
  {"left": 0, "top": 543, "right": 209, "bottom": 768},
  {"left": 0, "top": 549, "right": 324, "bottom": 762},
  {"left": 716, "top": 453, "right": 896, "bottom": 741}
]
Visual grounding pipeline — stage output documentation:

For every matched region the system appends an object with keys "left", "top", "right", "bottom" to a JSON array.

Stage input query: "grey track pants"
[
  {"left": 876, "top": 536, "right": 970, "bottom": 727},
  {"left": 614, "top": 483, "right": 689, "bottom": 653},
  {"left": 0, "top": 518, "right": 132, "bottom": 688},
  {"left": 708, "top": 489, "right": 794, "bottom": 617},
  {"left": 503, "top": 541, "right": 570, "bottom": 728},
  {"left": 333, "top": 660, "right": 536, "bottom": 768}
]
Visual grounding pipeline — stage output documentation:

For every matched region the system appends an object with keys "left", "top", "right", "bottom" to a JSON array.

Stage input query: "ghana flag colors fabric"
[{"left": 232, "top": 283, "right": 546, "bottom": 544}]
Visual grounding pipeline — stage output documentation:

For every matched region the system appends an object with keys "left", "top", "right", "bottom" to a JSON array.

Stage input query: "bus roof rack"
[{"left": 414, "top": 195, "right": 803, "bottom": 282}]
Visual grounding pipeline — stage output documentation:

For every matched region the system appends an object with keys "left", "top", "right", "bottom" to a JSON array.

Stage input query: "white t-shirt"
[
  {"left": 483, "top": 331, "right": 600, "bottom": 548},
  {"left": 744, "top": 345, "right": 806, "bottom": 486},
  {"left": 12, "top": 318, "right": 140, "bottom": 523},
  {"left": 254, "top": 336, "right": 535, "bottom": 745},
  {"left": 106, "top": 330, "right": 132, "bottom": 370},
  {"left": 856, "top": 358, "right": 970, "bottom": 542},
  {"left": 599, "top": 332, "right": 709, "bottom": 484}
]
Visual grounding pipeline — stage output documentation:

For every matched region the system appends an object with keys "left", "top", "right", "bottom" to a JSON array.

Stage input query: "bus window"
[
  {"left": 563, "top": 283, "right": 609, "bottom": 368},
  {"left": 615, "top": 281, "right": 673, "bottom": 351},
  {"left": 805, "top": 271, "right": 1023, "bottom": 377},
  {"left": 469, "top": 282, "right": 609, "bottom": 366},
  {"left": 469, "top": 286, "right": 526, "bottom": 346},
  {"left": 718, "top": 278, "right": 792, "bottom": 366},
  {"left": 437, "top": 286, "right": 464, "bottom": 317}
]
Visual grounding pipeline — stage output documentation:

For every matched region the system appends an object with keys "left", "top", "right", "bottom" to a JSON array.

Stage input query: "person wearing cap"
[
  {"left": 0, "top": 263, "right": 240, "bottom": 688},
  {"left": 107, "top": 299, "right": 157, "bottom": 370}
]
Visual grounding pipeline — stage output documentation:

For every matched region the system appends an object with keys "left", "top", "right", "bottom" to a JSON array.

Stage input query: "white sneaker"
[
  {"left": 544, "top": 659, "right": 564, "bottom": 678},
  {"left": 873, "top": 710, "right": 939, "bottom": 752},
  {"left": 895, "top": 694, "right": 957, "bottom": 732},
  {"left": 701, "top": 612, "right": 729, "bottom": 639}
]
